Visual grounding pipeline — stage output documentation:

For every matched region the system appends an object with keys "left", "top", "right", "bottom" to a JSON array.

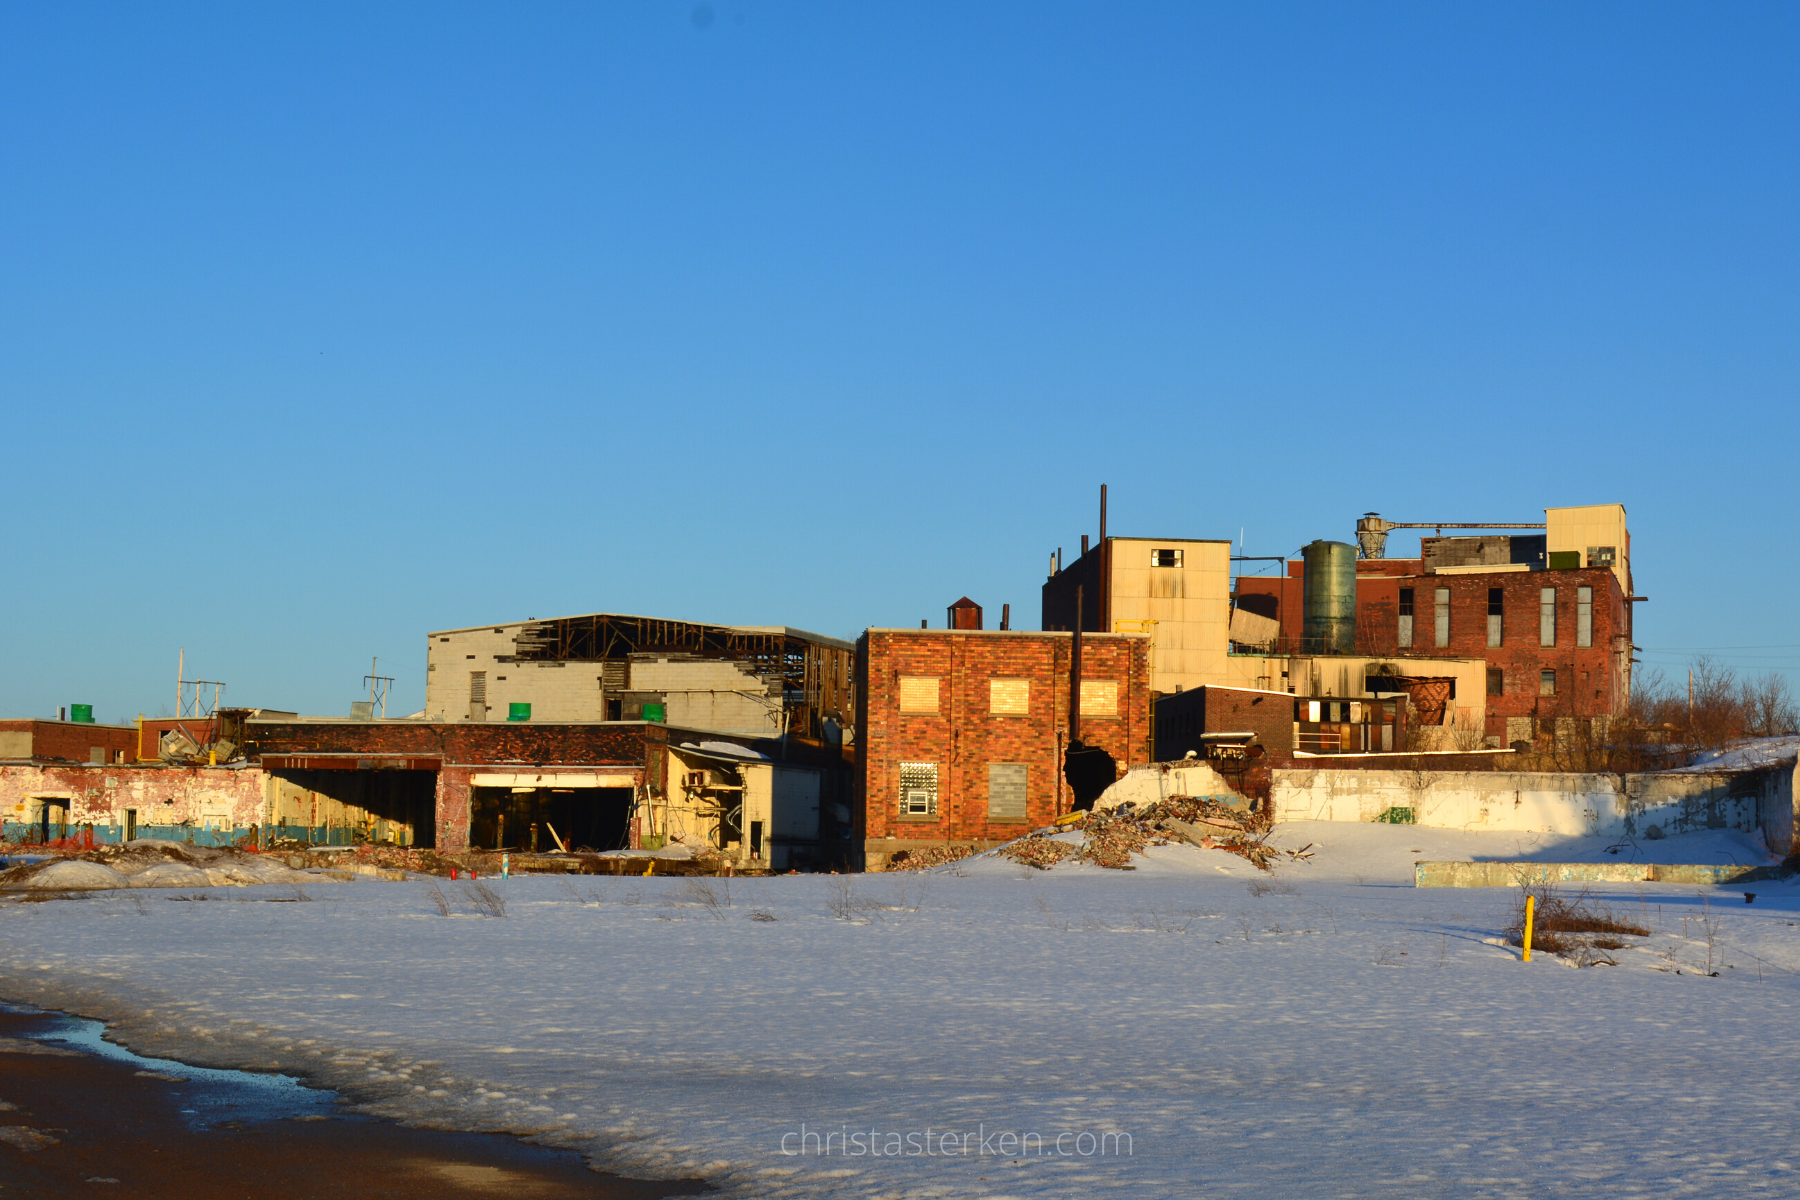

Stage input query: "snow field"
[{"left": 2, "top": 823, "right": 1799, "bottom": 1198}]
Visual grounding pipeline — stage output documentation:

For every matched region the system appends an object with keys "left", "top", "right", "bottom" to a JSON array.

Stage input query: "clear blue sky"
[{"left": 3, "top": 4, "right": 1796, "bottom": 721}]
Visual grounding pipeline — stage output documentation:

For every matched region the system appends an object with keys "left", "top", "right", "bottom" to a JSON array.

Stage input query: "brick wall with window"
[
  {"left": 1349, "top": 567, "right": 1627, "bottom": 737},
  {"left": 855, "top": 628, "right": 1150, "bottom": 868}
]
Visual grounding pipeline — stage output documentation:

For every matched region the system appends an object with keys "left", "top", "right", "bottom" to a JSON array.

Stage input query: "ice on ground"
[{"left": 3, "top": 822, "right": 1800, "bottom": 1199}]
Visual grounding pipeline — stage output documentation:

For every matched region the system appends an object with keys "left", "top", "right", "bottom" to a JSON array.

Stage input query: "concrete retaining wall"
[
  {"left": 1415, "top": 860, "right": 1786, "bottom": 888},
  {"left": 1272, "top": 761, "right": 1799, "bottom": 854}
]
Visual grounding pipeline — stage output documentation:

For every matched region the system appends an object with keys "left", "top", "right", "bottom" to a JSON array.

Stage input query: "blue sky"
[{"left": 3, "top": 3, "right": 1796, "bottom": 721}]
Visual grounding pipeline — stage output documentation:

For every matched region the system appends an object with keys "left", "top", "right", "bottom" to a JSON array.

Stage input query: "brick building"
[
  {"left": 1234, "top": 505, "right": 1636, "bottom": 745},
  {"left": 855, "top": 627, "right": 1150, "bottom": 869}
]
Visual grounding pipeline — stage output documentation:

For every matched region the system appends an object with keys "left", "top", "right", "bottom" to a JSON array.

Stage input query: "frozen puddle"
[{"left": 7, "top": 1002, "right": 341, "bottom": 1128}]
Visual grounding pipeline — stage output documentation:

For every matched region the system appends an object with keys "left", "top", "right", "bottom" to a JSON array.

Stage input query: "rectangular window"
[
  {"left": 1577, "top": 586, "right": 1593, "bottom": 648},
  {"left": 468, "top": 671, "right": 487, "bottom": 721},
  {"left": 1397, "top": 588, "right": 1414, "bottom": 648},
  {"left": 1150, "top": 548, "right": 1183, "bottom": 568},
  {"left": 1587, "top": 546, "right": 1616, "bottom": 567},
  {"left": 1540, "top": 587, "right": 1556, "bottom": 646},
  {"left": 1305, "top": 700, "right": 1321, "bottom": 722},
  {"left": 1487, "top": 587, "right": 1504, "bottom": 648},
  {"left": 1434, "top": 587, "right": 1450, "bottom": 647},
  {"left": 987, "top": 763, "right": 1028, "bottom": 822},
  {"left": 898, "top": 676, "right": 940, "bottom": 713},
  {"left": 1540, "top": 669, "right": 1557, "bottom": 697},
  {"left": 989, "top": 678, "right": 1030, "bottom": 715},
  {"left": 1079, "top": 680, "right": 1119, "bottom": 716},
  {"left": 1487, "top": 668, "right": 1504, "bottom": 696},
  {"left": 899, "top": 762, "right": 939, "bottom": 816}
]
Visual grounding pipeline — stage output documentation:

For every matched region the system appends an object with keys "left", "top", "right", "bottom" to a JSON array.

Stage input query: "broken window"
[
  {"left": 1577, "top": 586, "right": 1593, "bottom": 648},
  {"left": 1398, "top": 588, "right": 1414, "bottom": 648},
  {"left": 1540, "top": 587, "right": 1556, "bottom": 647},
  {"left": 989, "top": 678, "right": 1029, "bottom": 714},
  {"left": 1487, "top": 588, "right": 1504, "bottom": 648},
  {"left": 1487, "top": 668, "right": 1504, "bottom": 696},
  {"left": 468, "top": 672, "right": 487, "bottom": 721},
  {"left": 987, "top": 763, "right": 1028, "bottom": 822},
  {"left": 899, "top": 762, "right": 938, "bottom": 816},
  {"left": 1586, "top": 546, "right": 1616, "bottom": 567},
  {"left": 1151, "top": 548, "right": 1183, "bottom": 568},
  {"left": 898, "top": 676, "right": 940, "bottom": 713},
  {"left": 1434, "top": 587, "right": 1450, "bottom": 648},
  {"left": 1540, "top": 669, "right": 1557, "bottom": 697}
]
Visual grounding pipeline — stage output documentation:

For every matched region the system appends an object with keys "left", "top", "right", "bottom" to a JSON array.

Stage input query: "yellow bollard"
[
  {"left": 1522, "top": 893, "right": 1535, "bottom": 962},
  {"left": 643, "top": 860, "right": 654, "bottom": 876}
]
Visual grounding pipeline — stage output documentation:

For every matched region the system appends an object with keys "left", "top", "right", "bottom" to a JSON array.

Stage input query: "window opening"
[
  {"left": 1540, "top": 587, "right": 1556, "bottom": 647},
  {"left": 1487, "top": 588, "right": 1504, "bottom": 648},
  {"left": 1487, "top": 668, "right": 1504, "bottom": 696},
  {"left": 1151, "top": 548, "right": 1183, "bottom": 568},
  {"left": 1398, "top": 587, "right": 1414, "bottom": 649},
  {"left": 1540, "top": 669, "right": 1557, "bottom": 697},
  {"left": 899, "top": 762, "right": 939, "bottom": 816},
  {"left": 1577, "top": 586, "right": 1593, "bottom": 648},
  {"left": 1434, "top": 587, "right": 1450, "bottom": 647}
]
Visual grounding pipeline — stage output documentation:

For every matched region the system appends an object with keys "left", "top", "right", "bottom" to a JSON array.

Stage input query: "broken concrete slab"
[{"left": 1414, "top": 860, "right": 1787, "bottom": 887}]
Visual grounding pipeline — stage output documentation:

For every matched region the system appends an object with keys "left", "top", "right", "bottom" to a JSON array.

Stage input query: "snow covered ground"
[{"left": 4, "top": 824, "right": 1800, "bottom": 1198}]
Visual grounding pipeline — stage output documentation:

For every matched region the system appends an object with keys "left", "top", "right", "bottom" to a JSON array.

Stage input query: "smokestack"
[
  {"left": 1001, "top": 603, "right": 1010, "bottom": 631},
  {"left": 1082, "top": 534, "right": 1089, "bottom": 555},
  {"left": 921, "top": 619, "right": 928, "bottom": 629},
  {"left": 1100, "top": 483, "right": 1107, "bottom": 546},
  {"left": 1069, "top": 586, "right": 1083, "bottom": 745}
]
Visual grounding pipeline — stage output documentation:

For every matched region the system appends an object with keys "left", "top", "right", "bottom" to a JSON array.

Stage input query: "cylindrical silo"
[{"left": 1302, "top": 539, "right": 1357, "bottom": 654}]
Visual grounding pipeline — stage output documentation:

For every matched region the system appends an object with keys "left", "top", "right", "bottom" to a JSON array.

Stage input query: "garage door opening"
[
  {"left": 469, "top": 786, "right": 633, "bottom": 852},
  {"left": 269, "top": 768, "right": 437, "bottom": 848}
]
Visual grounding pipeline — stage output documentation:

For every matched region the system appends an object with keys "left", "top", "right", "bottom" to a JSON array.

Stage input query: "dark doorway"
[
  {"left": 38, "top": 800, "right": 68, "bottom": 844},
  {"left": 470, "top": 787, "right": 633, "bottom": 852}
]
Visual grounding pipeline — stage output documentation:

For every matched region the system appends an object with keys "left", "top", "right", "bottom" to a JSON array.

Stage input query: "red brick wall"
[
  {"left": 246, "top": 721, "right": 652, "bottom": 766},
  {"left": 0, "top": 721, "right": 138, "bottom": 764},
  {"left": 1154, "top": 686, "right": 1295, "bottom": 759},
  {"left": 856, "top": 630, "right": 1150, "bottom": 849},
  {"left": 1351, "top": 568, "right": 1626, "bottom": 728},
  {"left": 1236, "top": 567, "right": 1627, "bottom": 727}
]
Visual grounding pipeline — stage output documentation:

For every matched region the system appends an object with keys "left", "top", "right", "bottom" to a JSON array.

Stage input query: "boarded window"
[
  {"left": 1540, "top": 669, "right": 1557, "bottom": 697},
  {"left": 899, "top": 762, "right": 938, "bottom": 816},
  {"left": 1487, "top": 668, "right": 1504, "bottom": 696},
  {"left": 1151, "top": 548, "right": 1183, "bottom": 567},
  {"left": 1487, "top": 587, "right": 1504, "bottom": 648},
  {"left": 987, "top": 763, "right": 1028, "bottom": 822},
  {"left": 1434, "top": 588, "right": 1450, "bottom": 648},
  {"left": 468, "top": 671, "right": 487, "bottom": 721},
  {"left": 989, "top": 678, "right": 1030, "bottom": 715},
  {"left": 1397, "top": 587, "right": 1414, "bottom": 648},
  {"left": 1079, "top": 680, "right": 1119, "bottom": 716},
  {"left": 1540, "top": 587, "right": 1556, "bottom": 647},
  {"left": 1577, "top": 586, "right": 1593, "bottom": 648},
  {"left": 898, "top": 676, "right": 940, "bottom": 713}
]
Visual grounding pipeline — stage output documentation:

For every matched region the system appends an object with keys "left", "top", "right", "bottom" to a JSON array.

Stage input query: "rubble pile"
[
  {"left": 888, "top": 845, "right": 978, "bottom": 872},
  {"left": 0, "top": 839, "right": 329, "bottom": 891},
  {"left": 996, "top": 837, "right": 1076, "bottom": 870},
  {"left": 995, "top": 795, "right": 1313, "bottom": 873}
]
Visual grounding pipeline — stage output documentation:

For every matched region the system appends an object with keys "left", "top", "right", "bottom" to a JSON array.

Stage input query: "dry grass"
[{"left": 1505, "top": 883, "right": 1648, "bottom": 961}]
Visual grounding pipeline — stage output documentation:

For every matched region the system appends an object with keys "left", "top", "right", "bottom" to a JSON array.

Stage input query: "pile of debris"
[
  {"left": 887, "top": 845, "right": 978, "bottom": 872},
  {"left": 0, "top": 839, "right": 333, "bottom": 891},
  {"left": 998, "top": 795, "right": 1313, "bottom": 873}
]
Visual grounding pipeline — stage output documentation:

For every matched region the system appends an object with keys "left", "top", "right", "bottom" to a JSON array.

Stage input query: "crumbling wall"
[
  {"left": 0, "top": 764, "right": 266, "bottom": 845},
  {"left": 1272, "top": 762, "right": 1796, "bottom": 849}
]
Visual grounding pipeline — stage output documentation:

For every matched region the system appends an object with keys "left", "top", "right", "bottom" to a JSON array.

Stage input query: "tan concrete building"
[
  {"left": 424, "top": 612, "right": 855, "bottom": 741},
  {"left": 1041, "top": 536, "right": 1233, "bottom": 695}
]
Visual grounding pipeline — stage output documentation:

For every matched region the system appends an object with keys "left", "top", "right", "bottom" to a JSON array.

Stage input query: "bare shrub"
[
  {"left": 464, "top": 880, "right": 508, "bottom": 918},
  {"left": 681, "top": 878, "right": 731, "bottom": 919},
  {"left": 749, "top": 908, "right": 778, "bottom": 922},
  {"left": 424, "top": 882, "right": 451, "bottom": 916},
  {"left": 1245, "top": 878, "right": 1299, "bottom": 897},
  {"left": 1506, "top": 882, "right": 1648, "bottom": 958},
  {"left": 825, "top": 876, "right": 856, "bottom": 920}
]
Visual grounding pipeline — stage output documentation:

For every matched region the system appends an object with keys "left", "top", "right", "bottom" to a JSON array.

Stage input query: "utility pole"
[{"left": 364, "top": 657, "right": 396, "bottom": 718}]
